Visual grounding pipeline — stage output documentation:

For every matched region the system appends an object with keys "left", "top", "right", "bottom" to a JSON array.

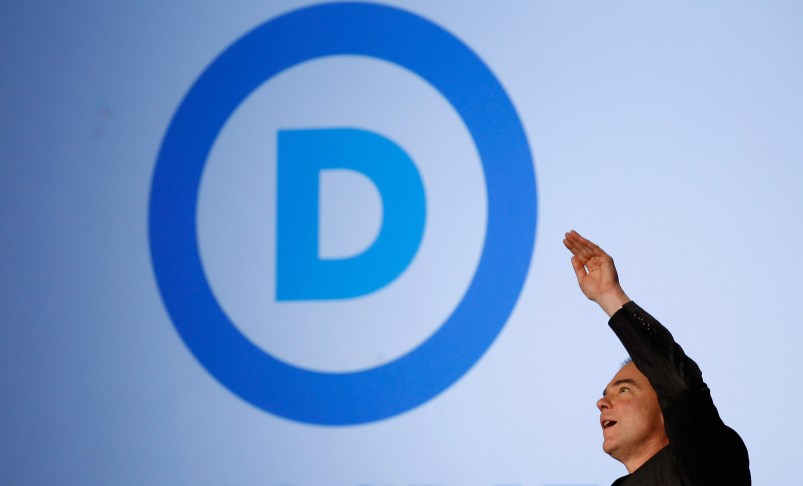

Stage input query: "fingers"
[{"left": 563, "top": 230, "right": 601, "bottom": 263}]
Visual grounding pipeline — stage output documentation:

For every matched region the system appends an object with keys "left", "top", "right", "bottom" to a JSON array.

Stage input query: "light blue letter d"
[{"left": 277, "top": 128, "right": 426, "bottom": 300}]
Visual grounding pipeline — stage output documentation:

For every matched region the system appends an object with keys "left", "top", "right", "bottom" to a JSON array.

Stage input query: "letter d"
[{"left": 277, "top": 128, "right": 426, "bottom": 300}]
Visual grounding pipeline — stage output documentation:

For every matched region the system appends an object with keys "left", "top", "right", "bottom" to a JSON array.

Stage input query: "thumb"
[{"left": 570, "top": 256, "right": 586, "bottom": 283}]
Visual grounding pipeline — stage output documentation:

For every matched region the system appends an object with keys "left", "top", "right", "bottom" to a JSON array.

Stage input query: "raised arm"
[
  {"left": 563, "top": 230, "right": 751, "bottom": 484},
  {"left": 562, "top": 230, "right": 630, "bottom": 317}
]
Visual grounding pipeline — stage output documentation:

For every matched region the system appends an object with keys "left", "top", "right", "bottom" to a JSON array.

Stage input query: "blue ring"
[{"left": 149, "top": 2, "right": 537, "bottom": 425}]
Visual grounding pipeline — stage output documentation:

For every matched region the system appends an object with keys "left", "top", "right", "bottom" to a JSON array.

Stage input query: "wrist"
[{"left": 596, "top": 288, "right": 630, "bottom": 317}]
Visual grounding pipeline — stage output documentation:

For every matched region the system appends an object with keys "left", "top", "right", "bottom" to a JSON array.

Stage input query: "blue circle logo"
[{"left": 149, "top": 2, "right": 537, "bottom": 425}]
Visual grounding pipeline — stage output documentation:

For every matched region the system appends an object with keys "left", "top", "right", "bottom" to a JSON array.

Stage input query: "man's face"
[{"left": 597, "top": 362, "right": 668, "bottom": 468}]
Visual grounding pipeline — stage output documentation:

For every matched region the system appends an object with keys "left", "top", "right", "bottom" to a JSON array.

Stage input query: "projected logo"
[{"left": 149, "top": 2, "right": 536, "bottom": 425}]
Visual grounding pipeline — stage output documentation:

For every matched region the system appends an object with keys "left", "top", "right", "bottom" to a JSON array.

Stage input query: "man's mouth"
[{"left": 602, "top": 420, "right": 617, "bottom": 429}]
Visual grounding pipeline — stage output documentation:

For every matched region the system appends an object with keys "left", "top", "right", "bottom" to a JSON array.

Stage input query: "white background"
[{"left": 2, "top": 1, "right": 801, "bottom": 485}]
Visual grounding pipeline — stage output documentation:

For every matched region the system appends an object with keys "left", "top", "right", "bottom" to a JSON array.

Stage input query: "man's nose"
[{"left": 597, "top": 396, "right": 611, "bottom": 411}]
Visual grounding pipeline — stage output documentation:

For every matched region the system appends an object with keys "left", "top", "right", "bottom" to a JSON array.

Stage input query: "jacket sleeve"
[{"left": 609, "top": 301, "right": 750, "bottom": 485}]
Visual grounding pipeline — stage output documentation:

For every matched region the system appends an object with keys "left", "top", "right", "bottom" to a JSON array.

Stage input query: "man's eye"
[{"left": 620, "top": 387, "right": 630, "bottom": 393}]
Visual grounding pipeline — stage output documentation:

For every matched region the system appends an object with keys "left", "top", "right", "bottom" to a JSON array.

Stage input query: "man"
[{"left": 563, "top": 230, "right": 750, "bottom": 485}]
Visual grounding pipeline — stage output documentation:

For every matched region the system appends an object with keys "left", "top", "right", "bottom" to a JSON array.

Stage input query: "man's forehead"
[
  {"left": 612, "top": 361, "right": 644, "bottom": 379},
  {"left": 604, "top": 362, "right": 648, "bottom": 391}
]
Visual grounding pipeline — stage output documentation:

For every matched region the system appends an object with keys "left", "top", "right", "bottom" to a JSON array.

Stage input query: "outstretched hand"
[{"left": 563, "top": 230, "right": 630, "bottom": 317}]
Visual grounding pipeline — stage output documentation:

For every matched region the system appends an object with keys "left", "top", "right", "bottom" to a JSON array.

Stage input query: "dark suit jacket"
[{"left": 608, "top": 302, "right": 750, "bottom": 485}]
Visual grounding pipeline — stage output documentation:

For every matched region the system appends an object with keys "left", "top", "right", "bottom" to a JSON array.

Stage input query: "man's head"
[{"left": 597, "top": 361, "right": 669, "bottom": 473}]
